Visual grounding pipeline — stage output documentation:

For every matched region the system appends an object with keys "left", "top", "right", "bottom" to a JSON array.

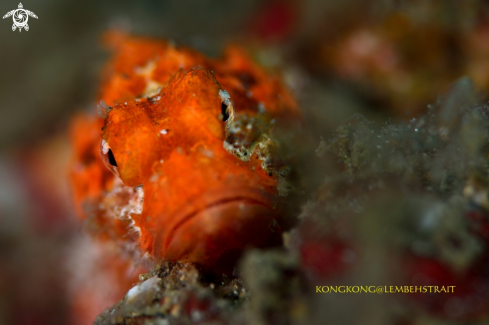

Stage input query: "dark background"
[{"left": 0, "top": 0, "right": 263, "bottom": 149}]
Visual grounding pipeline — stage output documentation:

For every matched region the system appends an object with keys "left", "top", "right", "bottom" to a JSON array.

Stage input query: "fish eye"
[
  {"left": 221, "top": 102, "right": 230, "bottom": 122},
  {"left": 219, "top": 89, "right": 234, "bottom": 123},
  {"left": 100, "top": 139, "right": 120, "bottom": 176},
  {"left": 107, "top": 148, "right": 117, "bottom": 167}
]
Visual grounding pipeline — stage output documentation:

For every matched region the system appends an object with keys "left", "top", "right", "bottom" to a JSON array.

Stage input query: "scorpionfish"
[{"left": 69, "top": 32, "right": 302, "bottom": 269}]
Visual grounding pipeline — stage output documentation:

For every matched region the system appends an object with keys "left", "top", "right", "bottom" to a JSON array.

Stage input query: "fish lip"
[{"left": 157, "top": 187, "right": 276, "bottom": 253}]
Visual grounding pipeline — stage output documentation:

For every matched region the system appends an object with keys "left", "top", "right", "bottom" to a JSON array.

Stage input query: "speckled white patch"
[
  {"left": 101, "top": 178, "right": 144, "bottom": 237},
  {"left": 135, "top": 61, "right": 164, "bottom": 98},
  {"left": 125, "top": 276, "right": 160, "bottom": 303},
  {"left": 101, "top": 139, "right": 110, "bottom": 155}
]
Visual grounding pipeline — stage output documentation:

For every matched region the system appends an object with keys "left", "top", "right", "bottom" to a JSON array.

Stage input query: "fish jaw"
[{"left": 152, "top": 187, "right": 282, "bottom": 267}]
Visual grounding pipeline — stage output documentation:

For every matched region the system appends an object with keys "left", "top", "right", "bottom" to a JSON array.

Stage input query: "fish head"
[{"left": 101, "top": 67, "right": 283, "bottom": 266}]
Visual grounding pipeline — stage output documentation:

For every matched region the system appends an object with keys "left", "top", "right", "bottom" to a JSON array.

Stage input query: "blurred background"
[{"left": 2, "top": 0, "right": 489, "bottom": 324}]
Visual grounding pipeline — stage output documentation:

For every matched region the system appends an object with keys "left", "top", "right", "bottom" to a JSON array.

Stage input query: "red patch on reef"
[{"left": 250, "top": 0, "right": 298, "bottom": 42}]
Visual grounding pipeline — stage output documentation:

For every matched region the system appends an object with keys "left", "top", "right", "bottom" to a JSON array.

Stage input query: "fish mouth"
[{"left": 153, "top": 187, "right": 280, "bottom": 263}]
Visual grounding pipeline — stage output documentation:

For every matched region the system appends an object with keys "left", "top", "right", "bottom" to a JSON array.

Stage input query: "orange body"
[{"left": 69, "top": 33, "right": 301, "bottom": 268}]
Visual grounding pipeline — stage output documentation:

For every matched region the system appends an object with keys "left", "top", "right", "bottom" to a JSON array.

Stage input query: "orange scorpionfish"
[{"left": 69, "top": 33, "right": 302, "bottom": 271}]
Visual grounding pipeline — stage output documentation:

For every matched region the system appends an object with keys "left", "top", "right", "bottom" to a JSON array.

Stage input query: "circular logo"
[{"left": 13, "top": 10, "right": 28, "bottom": 28}]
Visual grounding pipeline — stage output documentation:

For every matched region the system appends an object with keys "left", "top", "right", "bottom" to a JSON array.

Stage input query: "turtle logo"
[{"left": 3, "top": 3, "right": 38, "bottom": 32}]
